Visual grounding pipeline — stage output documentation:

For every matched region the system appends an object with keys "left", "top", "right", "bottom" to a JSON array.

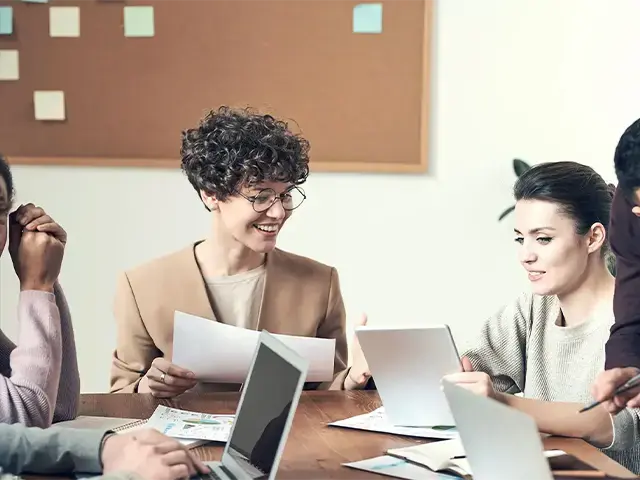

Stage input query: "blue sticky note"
[
  {"left": 353, "top": 3, "right": 383, "bottom": 34},
  {"left": 123, "top": 6, "right": 154, "bottom": 37},
  {"left": 0, "top": 6, "right": 12, "bottom": 35}
]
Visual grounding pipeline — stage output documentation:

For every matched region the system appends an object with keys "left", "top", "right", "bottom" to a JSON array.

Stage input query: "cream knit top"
[{"left": 461, "top": 292, "right": 640, "bottom": 474}]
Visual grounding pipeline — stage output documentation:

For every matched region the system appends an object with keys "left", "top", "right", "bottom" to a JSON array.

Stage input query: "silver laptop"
[
  {"left": 355, "top": 325, "right": 462, "bottom": 427},
  {"left": 197, "top": 330, "right": 309, "bottom": 480},
  {"left": 441, "top": 380, "right": 554, "bottom": 480}
]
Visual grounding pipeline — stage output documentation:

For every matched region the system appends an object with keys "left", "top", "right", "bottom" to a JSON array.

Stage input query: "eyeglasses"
[{"left": 237, "top": 186, "right": 306, "bottom": 213}]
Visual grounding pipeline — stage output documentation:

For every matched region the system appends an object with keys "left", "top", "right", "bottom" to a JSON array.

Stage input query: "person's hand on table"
[
  {"left": 138, "top": 357, "right": 197, "bottom": 398},
  {"left": 344, "top": 314, "right": 372, "bottom": 390},
  {"left": 591, "top": 367, "right": 640, "bottom": 414},
  {"left": 101, "top": 428, "right": 210, "bottom": 480}
]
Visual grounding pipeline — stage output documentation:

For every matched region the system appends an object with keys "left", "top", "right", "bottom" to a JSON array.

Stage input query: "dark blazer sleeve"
[{"left": 606, "top": 188, "right": 640, "bottom": 369}]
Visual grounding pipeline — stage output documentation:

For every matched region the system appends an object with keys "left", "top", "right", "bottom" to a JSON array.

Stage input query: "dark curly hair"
[
  {"left": 614, "top": 117, "right": 640, "bottom": 198},
  {"left": 0, "top": 153, "right": 14, "bottom": 208},
  {"left": 180, "top": 106, "right": 310, "bottom": 209}
]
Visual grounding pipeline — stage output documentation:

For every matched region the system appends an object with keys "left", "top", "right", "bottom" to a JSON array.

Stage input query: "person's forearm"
[
  {"left": 0, "top": 423, "right": 106, "bottom": 474},
  {"left": 0, "top": 291, "right": 63, "bottom": 427},
  {"left": 52, "top": 283, "right": 80, "bottom": 423},
  {"left": 498, "top": 393, "right": 613, "bottom": 447}
]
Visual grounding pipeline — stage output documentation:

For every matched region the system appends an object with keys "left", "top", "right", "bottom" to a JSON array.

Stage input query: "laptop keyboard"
[
  {"left": 194, "top": 470, "right": 224, "bottom": 480},
  {"left": 191, "top": 465, "right": 237, "bottom": 480}
]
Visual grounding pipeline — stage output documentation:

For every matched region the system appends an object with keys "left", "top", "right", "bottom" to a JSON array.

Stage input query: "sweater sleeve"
[
  {"left": 0, "top": 422, "right": 105, "bottom": 474},
  {"left": 602, "top": 407, "right": 640, "bottom": 452},
  {"left": 52, "top": 283, "right": 80, "bottom": 423},
  {"left": 461, "top": 293, "right": 533, "bottom": 394},
  {"left": 0, "top": 290, "right": 63, "bottom": 427}
]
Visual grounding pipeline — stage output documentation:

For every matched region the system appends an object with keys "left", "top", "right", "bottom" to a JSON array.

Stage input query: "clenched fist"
[{"left": 9, "top": 204, "right": 66, "bottom": 292}]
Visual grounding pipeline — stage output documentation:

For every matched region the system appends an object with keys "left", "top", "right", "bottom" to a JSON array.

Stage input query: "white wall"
[{"left": 2, "top": 0, "right": 640, "bottom": 393}]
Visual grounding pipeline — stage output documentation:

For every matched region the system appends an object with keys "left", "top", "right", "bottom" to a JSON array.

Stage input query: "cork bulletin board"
[{"left": 0, "top": 0, "right": 433, "bottom": 173}]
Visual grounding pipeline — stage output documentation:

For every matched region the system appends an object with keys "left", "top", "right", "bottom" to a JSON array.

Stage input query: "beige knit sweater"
[{"left": 461, "top": 292, "right": 640, "bottom": 475}]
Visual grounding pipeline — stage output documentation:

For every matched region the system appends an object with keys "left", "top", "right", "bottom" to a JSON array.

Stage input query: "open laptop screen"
[{"left": 226, "top": 341, "right": 303, "bottom": 478}]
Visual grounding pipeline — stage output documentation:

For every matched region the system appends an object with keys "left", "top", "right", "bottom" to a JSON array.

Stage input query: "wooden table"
[{"left": 32, "top": 391, "right": 638, "bottom": 479}]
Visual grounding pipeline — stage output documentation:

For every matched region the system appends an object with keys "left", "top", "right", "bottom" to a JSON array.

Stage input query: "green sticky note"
[
  {"left": 0, "top": 7, "right": 12, "bottom": 35},
  {"left": 353, "top": 3, "right": 383, "bottom": 34},
  {"left": 124, "top": 6, "right": 154, "bottom": 37}
]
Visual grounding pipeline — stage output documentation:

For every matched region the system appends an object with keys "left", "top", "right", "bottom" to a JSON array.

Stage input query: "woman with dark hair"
[
  {"left": 444, "top": 161, "right": 640, "bottom": 473},
  {"left": 0, "top": 154, "right": 79, "bottom": 427},
  {"left": 109, "top": 107, "right": 369, "bottom": 396}
]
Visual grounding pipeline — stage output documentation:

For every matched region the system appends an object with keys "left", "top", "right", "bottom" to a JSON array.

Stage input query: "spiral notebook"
[{"left": 55, "top": 405, "right": 235, "bottom": 449}]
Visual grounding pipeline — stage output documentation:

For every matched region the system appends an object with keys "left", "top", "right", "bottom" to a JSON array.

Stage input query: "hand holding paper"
[
  {"left": 139, "top": 357, "right": 197, "bottom": 398},
  {"left": 172, "top": 311, "right": 335, "bottom": 383}
]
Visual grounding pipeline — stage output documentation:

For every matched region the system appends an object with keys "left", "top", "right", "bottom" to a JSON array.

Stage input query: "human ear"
[
  {"left": 586, "top": 223, "right": 606, "bottom": 254},
  {"left": 199, "top": 190, "right": 219, "bottom": 211}
]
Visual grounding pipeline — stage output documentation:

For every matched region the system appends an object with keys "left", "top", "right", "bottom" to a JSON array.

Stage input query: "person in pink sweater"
[{"left": 0, "top": 155, "right": 80, "bottom": 427}]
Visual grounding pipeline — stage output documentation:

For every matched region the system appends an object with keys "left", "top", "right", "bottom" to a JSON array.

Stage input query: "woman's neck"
[
  {"left": 557, "top": 260, "right": 614, "bottom": 327},
  {"left": 196, "top": 237, "right": 265, "bottom": 278}
]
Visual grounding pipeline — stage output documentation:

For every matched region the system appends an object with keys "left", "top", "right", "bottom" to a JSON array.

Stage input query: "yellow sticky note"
[
  {"left": 34, "top": 91, "right": 66, "bottom": 120},
  {"left": 0, "top": 50, "right": 19, "bottom": 80},
  {"left": 49, "top": 6, "right": 80, "bottom": 37}
]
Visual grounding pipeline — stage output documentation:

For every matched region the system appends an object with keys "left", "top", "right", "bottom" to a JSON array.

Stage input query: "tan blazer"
[{"left": 109, "top": 242, "right": 349, "bottom": 393}]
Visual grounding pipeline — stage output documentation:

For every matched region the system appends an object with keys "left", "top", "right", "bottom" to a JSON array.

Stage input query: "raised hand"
[{"left": 9, "top": 204, "right": 66, "bottom": 293}]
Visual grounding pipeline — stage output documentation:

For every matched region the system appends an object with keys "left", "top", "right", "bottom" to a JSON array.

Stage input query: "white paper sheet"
[
  {"left": 329, "top": 407, "right": 460, "bottom": 440},
  {"left": 172, "top": 311, "right": 335, "bottom": 383},
  {"left": 343, "top": 455, "right": 458, "bottom": 479}
]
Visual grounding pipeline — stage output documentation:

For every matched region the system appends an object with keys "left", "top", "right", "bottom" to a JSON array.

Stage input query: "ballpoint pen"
[{"left": 579, "top": 372, "right": 640, "bottom": 413}]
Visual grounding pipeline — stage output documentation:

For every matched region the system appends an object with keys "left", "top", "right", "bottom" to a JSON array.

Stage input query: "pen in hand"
[{"left": 579, "top": 372, "right": 640, "bottom": 413}]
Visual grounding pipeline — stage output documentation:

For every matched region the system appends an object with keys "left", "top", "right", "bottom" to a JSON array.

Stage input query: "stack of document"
[{"left": 329, "top": 407, "right": 459, "bottom": 440}]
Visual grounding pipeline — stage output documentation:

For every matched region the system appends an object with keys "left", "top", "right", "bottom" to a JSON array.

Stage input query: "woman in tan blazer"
[{"left": 110, "top": 107, "right": 370, "bottom": 397}]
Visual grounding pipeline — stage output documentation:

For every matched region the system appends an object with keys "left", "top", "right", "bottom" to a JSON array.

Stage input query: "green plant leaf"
[
  {"left": 498, "top": 205, "right": 515, "bottom": 221},
  {"left": 513, "top": 158, "right": 531, "bottom": 177}
]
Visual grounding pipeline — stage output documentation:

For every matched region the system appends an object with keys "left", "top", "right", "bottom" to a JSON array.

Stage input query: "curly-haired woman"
[{"left": 109, "top": 107, "right": 370, "bottom": 396}]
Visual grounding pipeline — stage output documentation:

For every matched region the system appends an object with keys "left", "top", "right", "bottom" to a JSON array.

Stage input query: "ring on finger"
[{"left": 160, "top": 372, "right": 166, "bottom": 384}]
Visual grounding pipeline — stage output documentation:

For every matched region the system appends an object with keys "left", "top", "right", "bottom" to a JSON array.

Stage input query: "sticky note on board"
[
  {"left": 123, "top": 6, "right": 154, "bottom": 37},
  {"left": 34, "top": 91, "right": 66, "bottom": 120},
  {"left": 0, "top": 50, "right": 19, "bottom": 80},
  {"left": 353, "top": 3, "right": 383, "bottom": 34},
  {"left": 0, "top": 7, "right": 13, "bottom": 35},
  {"left": 49, "top": 6, "right": 80, "bottom": 37}
]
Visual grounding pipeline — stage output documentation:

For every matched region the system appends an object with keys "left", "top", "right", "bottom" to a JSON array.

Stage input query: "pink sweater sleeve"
[
  {"left": 0, "top": 290, "right": 63, "bottom": 427},
  {"left": 51, "top": 283, "right": 80, "bottom": 423}
]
